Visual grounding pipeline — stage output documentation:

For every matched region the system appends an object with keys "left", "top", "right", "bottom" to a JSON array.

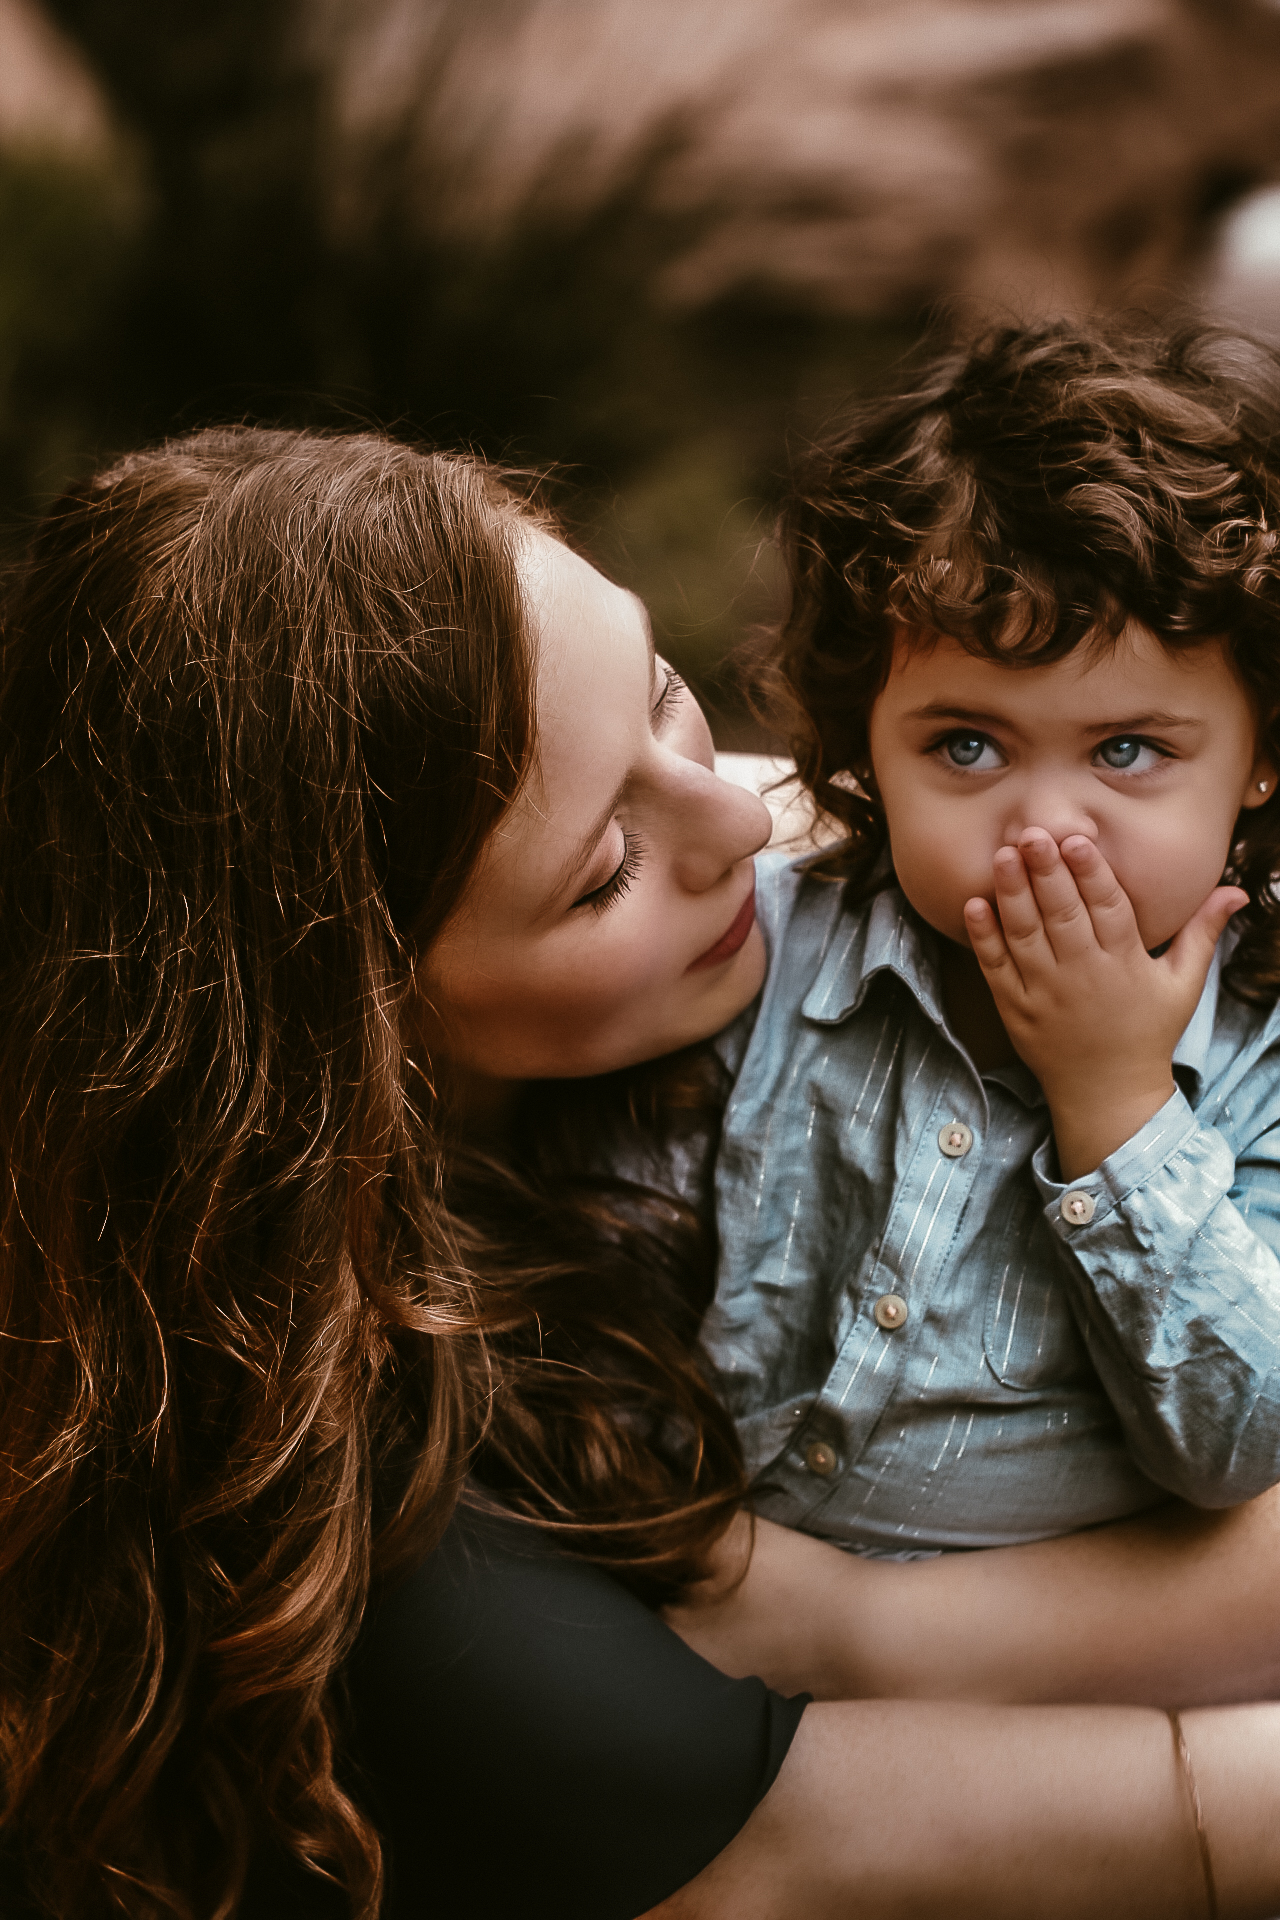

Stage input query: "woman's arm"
[
  {"left": 666, "top": 1492, "right": 1280, "bottom": 1706},
  {"left": 645, "top": 1699, "right": 1280, "bottom": 1920}
]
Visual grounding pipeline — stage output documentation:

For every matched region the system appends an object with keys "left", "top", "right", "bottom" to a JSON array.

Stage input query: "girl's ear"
[{"left": 1242, "top": 749, "right": 1279, "bottom": 809}]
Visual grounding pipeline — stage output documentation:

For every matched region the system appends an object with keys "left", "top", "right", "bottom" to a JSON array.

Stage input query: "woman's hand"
[
  {"left": 963, "top": 829, "right": 1244, "bottom": 1180},
  {"left": 665, "top": 1491, "right": 1280, "bottom": 1709}
]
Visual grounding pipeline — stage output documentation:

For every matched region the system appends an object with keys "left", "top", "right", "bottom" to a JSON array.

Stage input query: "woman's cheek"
[{"left": 535, "top": 932, "right": 659, "bottom": 1027}]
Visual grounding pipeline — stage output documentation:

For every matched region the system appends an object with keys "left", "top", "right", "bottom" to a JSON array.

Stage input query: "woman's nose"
[{"left": 670, "top": 766, "right": 773, "bottom": 892}]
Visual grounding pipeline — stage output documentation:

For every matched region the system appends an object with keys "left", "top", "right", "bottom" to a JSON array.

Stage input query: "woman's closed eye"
[
  {"left": 1093, "top": 735, "right": 1167, "bottom": 775},
  {"left": 651, "top": 664, "right": 686, "bottom": 730},
  {"left": 571, "top": 830, "right": 647, "bottom": 914},
  {"left": 934, "top": 730, "right": 1005, "bottom": 773}
]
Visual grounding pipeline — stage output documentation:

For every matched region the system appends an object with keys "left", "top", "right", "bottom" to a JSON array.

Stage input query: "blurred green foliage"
[{"left": 3, "top": 2, "right": 918, "bottom": 735}]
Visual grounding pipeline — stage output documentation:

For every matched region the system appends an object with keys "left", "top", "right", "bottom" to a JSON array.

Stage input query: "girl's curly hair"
[{"left": 770, "top": 318, "right": 1280, "bottom": 1003}]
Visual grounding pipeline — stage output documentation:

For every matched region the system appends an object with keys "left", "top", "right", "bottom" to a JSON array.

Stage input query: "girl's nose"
[
  {"left": 1001, "top": 778, "right": 1098, "bottom": 851},
  {"left": 670, "top": 764, "right": 773, "bottom": 893}
]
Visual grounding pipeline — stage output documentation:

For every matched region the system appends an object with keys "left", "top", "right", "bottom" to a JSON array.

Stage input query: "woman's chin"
[{"left": 681, "top": 921, "right": 768, "bottom": 1039}]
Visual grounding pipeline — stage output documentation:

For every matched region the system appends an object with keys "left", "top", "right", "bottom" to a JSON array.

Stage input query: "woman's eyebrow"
[
  {"left": 554, "top": 780, "right": 628, "bottom": 897},
  {"left": 549, "top": 597, "right": 653, "bottom": 903},
  {"left": 626, "top": 591, "right": 658, "bottom": 685}
]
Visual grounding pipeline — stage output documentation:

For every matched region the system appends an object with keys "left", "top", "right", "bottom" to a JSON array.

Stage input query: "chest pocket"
[{"left": 982, "top": 1191, "right": 1090, "bottom": 1390}]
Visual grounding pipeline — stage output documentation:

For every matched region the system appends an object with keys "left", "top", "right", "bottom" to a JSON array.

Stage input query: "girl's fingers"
[
  {"left": 1017, "top": 830, "right": 1097, "bottom": 961},
  {"left": 991, "top": 844, "right": 1055, "bottom": 968},
  {"left": 1056, "top": 836, "right": 1143, "bottom": 954},
  {"left": 963, "top": 896, "right": 1021, "bottom": 987},
  {"left": 1166, "top": 886, "right": 1249, "bottom": 989}
]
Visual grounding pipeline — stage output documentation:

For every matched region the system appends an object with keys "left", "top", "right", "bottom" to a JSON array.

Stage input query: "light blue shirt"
[{"left": 702, "top": 852, "right": 1280, "bottom": 1551}]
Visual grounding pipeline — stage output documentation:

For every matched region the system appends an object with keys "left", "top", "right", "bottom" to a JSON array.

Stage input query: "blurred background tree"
[{"left": 5, "top": 0, "right": 1280, "bottom": 740}]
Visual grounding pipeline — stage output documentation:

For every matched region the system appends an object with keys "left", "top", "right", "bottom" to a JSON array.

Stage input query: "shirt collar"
[
  {"left": 801, "top": 879, "right": 1225, "bottom": 1101},
  {"left": 801, "top": 883, "right": 944, "bottom": 1029}
]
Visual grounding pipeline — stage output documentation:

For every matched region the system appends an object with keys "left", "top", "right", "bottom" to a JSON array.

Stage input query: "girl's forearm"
[
  {"left": 647, "top": 1699, "right": 1280, "bottom": 1920},
  {"left": 854, "top": 1492, "right": 1280, "bottom": 1707},
  {"left": 668, "top": 1492, "right": 1280, "bottom": 1707}
]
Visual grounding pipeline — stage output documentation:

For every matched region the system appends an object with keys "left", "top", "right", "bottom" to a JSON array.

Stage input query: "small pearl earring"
[{"left": 1261, "top": 781, "right": 1271, "bottom": 794}]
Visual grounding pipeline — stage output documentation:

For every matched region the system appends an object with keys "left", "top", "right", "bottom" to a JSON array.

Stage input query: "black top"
[{"left": 242, "top": 1505, "right": 808, "bottom": 1920}]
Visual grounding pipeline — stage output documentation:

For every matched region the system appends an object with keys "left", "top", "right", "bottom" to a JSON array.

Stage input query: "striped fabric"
[{"left": 700, "top": 852, "right": 1280, "bottom": 1551}]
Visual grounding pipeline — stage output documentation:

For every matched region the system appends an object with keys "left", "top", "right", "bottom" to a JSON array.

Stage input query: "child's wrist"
[{"left": 1047, "top": 1078, "right": 1176, "bottom": 1183}]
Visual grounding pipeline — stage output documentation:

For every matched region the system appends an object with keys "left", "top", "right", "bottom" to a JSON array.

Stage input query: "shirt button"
[
  {"left": 938, "top": 1120, "right": 973, "bottom": 1158},
  {"left": 1060, "top": 1189, "right": 1096, "bottom": 1226},
  {"left": 873, "top": 1292, "right": 909, "bottom": 1330},
  {"left": 804, "top": 1441, "right": 837, "bottom": 1476}
]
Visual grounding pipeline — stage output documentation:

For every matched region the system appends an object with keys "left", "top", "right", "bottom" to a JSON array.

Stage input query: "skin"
[
  {"left": 868, "top": 624, "right": 1276, "bottom": 1177},
  {"left": 642, "top": 1698, "right": 1280, "bottom": 1919},
  {"left": 419, "top": 532, "right": 771, "bottom": 1116},
  {"left": 668, "top": 1500, "right": 1280, "bottom": 1710}
]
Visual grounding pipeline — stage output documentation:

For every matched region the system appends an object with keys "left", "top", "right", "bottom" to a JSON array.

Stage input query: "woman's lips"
[{"left": 687, "top": 884, "right": 756, "bottom": 971}]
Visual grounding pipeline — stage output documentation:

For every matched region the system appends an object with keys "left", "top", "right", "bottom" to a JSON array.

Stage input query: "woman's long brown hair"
[{"left": 0, "top": 429, "right": 745, "bottom": 1919}]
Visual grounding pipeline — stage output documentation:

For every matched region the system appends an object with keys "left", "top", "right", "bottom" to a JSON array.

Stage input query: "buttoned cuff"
[{"left": 1031, "top": 1088, "right": 1203, "bottom": 1240}]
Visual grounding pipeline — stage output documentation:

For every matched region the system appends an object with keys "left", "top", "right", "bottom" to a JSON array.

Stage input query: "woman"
[{"left": 3, "top": 424, "right": 1280, "bottom": 1920}]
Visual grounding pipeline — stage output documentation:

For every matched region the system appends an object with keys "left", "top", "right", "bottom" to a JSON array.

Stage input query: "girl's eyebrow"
[
  {"left": 905, "top": 701, "right": 1205, "bottom": 736},
  {"left": 1079, "top": 711, "right": 1205, "bottom": 736},
  {"left": 906, "top": 702, "right": 1016, "bottom": 728}
]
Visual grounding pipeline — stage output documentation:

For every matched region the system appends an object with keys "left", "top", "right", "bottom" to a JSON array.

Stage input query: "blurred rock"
[
  {"left": 1202, "top": 181, "right": 1280, "bottom": 335},
  {"left": 316, "top": 0, "right": 1280, "bottom": 319},
  {"left": 0, "top": 0, "right": 141, "bottom": 535},
  {"left": 0, "top": 0, "right": 113, "bottom": 157}
]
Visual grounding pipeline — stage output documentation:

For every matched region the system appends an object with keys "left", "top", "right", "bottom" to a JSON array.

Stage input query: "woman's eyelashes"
[
  {"left": 565, "top": 665, "right": 679, "bottom": 919},
  {"left": 651, "top": 665, "right": 686, "bottom": 728},
  {"left": 572, "top": 830, "right": 647, "bottom": 914}
]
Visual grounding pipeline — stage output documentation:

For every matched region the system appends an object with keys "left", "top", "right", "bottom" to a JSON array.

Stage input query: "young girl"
[{"left": 702, "top": 320, "right": 1280, "bottom": 1553}]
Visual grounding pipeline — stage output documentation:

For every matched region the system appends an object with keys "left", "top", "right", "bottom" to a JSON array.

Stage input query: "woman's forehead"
[
  {"left": 521, "top": 535, "right": 651, "bottom": 741},
  {"left": 505, "top": 533, "right": 652, "bottom": 849}
]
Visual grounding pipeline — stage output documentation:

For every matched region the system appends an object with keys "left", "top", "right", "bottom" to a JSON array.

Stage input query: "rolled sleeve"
[{"left": 1032, "top": 1092, "right": 1280, "bottom": 1505}]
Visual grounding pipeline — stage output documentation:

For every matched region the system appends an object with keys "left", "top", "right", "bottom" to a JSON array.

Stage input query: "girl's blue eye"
[
  {"left": 945, "top": 733, "right": 988, "bottom": 767},
  {"left": 1096, "top": 737, "right": 1162, "bottom": 772}
]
